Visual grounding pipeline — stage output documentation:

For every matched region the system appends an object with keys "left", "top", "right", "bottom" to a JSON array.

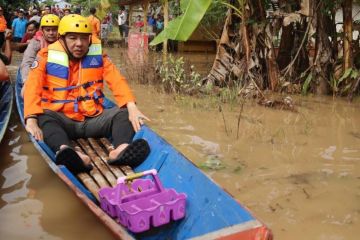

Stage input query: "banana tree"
[{"left": 150, "top": 0, "right": 212, "bottom": 45}]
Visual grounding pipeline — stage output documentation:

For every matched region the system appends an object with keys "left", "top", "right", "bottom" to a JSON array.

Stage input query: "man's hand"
[
  {"left": 4, "top": 29, "right": 12, "bottom": 40},
  {"left": 127, "top": 102, "right": 150, "bottom": 132},
  {"left": 25, "top": 118, "right": 43, "bottom": 141}
]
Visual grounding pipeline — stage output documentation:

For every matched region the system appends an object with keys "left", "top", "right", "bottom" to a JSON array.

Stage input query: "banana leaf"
[{"left": 150, "top": 0, "right": 212, "bottom": 46}]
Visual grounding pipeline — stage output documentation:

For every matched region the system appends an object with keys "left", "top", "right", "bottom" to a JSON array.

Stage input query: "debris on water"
[
  {"left": 232, "top": 161, "right": 247, "bottom": 174},
  {"left": 349, "top": 131, "right": 360, "bottom": 139},
  {"left": 258, "top": 96, "right": 297, "bottom": 112},
  {"left": 233, "top": 166, "right": 242, "bottom": 173},
  {"left": 199, "top": 155, "right": 225, "bottom": 170}
]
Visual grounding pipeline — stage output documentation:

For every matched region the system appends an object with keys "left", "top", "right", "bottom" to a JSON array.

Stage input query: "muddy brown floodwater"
[{"left": 0, "top": 49, "right": 359, "bottom": 240}]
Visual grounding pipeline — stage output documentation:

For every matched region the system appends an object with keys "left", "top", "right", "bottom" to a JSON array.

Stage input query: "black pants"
[
  {"left": 0, "top": 32, "right": 4, "bottom": 49},
  {"left": 119, "top": 25, "right": 128, "bottom": 38},
  {"left": 38, "top": 107, "right": 135, "bottom": 152}
]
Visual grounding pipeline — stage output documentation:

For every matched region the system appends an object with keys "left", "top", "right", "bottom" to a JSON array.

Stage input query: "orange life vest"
[{"left": 41, "top": 38, "right": 104, "bottom": 120}]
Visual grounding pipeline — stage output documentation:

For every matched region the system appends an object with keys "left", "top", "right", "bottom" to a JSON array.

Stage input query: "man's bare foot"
[{"left": 108, "top": 143, "right": 128, "bottom": 161}]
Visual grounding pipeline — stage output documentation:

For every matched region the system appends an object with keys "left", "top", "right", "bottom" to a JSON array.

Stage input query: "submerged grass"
[{"left": 119, "top": 49, "right": 245, "bottom": 109}]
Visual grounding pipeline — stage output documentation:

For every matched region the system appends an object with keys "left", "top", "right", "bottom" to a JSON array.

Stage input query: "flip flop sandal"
[
  {"left": 108, "top": 139, "right": 150, "bottom": 168},
  {"left": 55, "top": 147, "right": 93, "bottom": 175}
]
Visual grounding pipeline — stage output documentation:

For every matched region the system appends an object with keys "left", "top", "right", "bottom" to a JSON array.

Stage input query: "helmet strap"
[
  {"left": 59, "top": 36, "right": 77, "bottom": 60},
  {"left": 59, "top": 35, "right": 91, "bottom": 61}
]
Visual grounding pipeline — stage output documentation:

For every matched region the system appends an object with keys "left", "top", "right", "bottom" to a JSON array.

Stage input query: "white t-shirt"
[
  {"left": 118, "top": 12, "right": 127, "bottom": 26},
  {"left": 29, "top": 15, "right": 41, "bottom": 23}
]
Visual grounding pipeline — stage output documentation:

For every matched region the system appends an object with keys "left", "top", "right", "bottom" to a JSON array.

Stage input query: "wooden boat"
[
  {"left": 15, "top": 71, "right": 272, "bottom": 240},
  {"left": 0, "top": 80, "right": 13, "bottom": 143}
]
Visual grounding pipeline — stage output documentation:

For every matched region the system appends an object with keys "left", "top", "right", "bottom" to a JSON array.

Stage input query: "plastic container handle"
[{"left": 117, "top": 169, "right": 157, "bottom": 184}]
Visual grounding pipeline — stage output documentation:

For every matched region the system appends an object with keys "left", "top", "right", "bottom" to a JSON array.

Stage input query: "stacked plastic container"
[{"left": 98, "top": 169, "right": 187, "bottom": 233}]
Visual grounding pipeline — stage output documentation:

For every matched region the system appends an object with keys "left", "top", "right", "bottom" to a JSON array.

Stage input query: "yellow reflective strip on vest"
[
  {"left": 48, "top": 50, "right": 69, "bottom": 67},
  {"left": 87, "top": 44, "right": 102, "bottom": 56}
]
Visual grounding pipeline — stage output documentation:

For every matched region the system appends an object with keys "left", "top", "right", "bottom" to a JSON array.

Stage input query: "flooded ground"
[{"left": 1, "top": 48, "right": 359, "bottom": 240}]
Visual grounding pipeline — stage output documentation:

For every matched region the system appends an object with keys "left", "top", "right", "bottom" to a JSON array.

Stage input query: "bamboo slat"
[
  {"left": 61, "top": 141, "right": 101, "bottom": 201},
  {"left": 77, "top": 173, "right": 101, "bottom": 201},
  {"left": 72, "top": 141, "right": 110, "bottom": 188},
  {"left": 120, "top": 166, "right": 135, "bottom": 175},
  {"left": 77, "top": 139, "right": 117, "bottom": 187},
  {"left": 99, "top": 138, "right": 135, "bottom": 175},
  {"left": 88, "top": 138, "right": 125, "bottom": 179},
  {"left": 99, "top": 138, "right": 114, "bottom": 152}
]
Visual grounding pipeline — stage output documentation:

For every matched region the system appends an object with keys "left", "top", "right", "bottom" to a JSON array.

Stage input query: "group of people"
[
  {"left": 117, "top": 6, "right": 164, "bottom": 41},
  {"left": 0, "top": 6, "right": 151, "bottom": 175},
  {"left": 2, "top": 5, "right": 77, "bottom": 45}
]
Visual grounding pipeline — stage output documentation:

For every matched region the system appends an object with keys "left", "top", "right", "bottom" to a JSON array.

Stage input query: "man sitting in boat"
[
  {"left": 20, "top": 14, "right": 60, "bottom": 87},
  {"left": 23, "top": 14, "right": 150, "bottom": 175}
]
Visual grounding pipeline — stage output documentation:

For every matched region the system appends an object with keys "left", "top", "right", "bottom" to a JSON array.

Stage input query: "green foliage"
[
  {"left": 42, "top": 0, "right": 56, "bottom": 7},
  {"left": 150, "top": 0, "right": 212, "bottom": 45},
  {"left": 330, "top": 68, "right": 359, "bottom": 96},
  {"left": 156, "top": 55, "right": 202, "bottom": 94},
  {"left": 1, "top": 0, "right": 33, "bottom": 11},
  {"left": 201, "top": 0, "right": 227, "bottom": 28},
  {"left": 199, "top": 155, "right": 226, "bottom": 170},
  {"left": 221, "top": 0, "right": 246, "bottom": 19},
  {"left": 323, "top": 0, "right": 342, "bottom": 15},
  {"left": 302, "top": 73, "right": 313, "bottom": 95},
  {"left": 198, "top": 0, "right": 227, "bottom": 40}
]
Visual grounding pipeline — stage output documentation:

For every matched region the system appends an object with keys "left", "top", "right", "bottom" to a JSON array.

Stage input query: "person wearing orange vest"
[
  {"left": 20, "top": 14, "right": 60, "bottom": 85},
  {"left": 23, "top": 14, "right": 150, "bottom": 174},
  {"left": 88, "top": 7, "right": 100, "bottom": 38},
  {"left": 0, "top": 29, "right": 11, "bottom": 81},
  {"left": 0, "top": 6, "right": 7, "bottom": 48}
]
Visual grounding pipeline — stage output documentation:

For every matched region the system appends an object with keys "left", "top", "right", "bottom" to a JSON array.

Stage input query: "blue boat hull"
[
  {"left": 15, "top": 70, "right": 271, "bottom": 239},
  {"left": 0, "top": 80, "right": 13, "bottom": 143}
]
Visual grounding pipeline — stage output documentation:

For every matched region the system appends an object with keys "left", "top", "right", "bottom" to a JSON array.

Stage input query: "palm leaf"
[{"left": 150, "top": 0, "right": 212, "bottom": 46}]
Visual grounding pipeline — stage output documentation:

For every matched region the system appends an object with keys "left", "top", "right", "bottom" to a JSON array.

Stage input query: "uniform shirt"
[
  {"left": 0, "top": 15, "right": 7, "bottom": 32},
  {"left": 24, "top": 47, "right": 135, "bottom": 121},
  {"left": 88, "top": 15, "right": 101, "bottom": 37},
  {"left": 20, "top": 38, "right": 41, "bottom": 82},
  {"left": 11, "top": 17, "right": 27, "bottom": 38}
]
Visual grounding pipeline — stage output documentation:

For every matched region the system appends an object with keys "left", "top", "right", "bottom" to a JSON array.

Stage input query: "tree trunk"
[
  {"left": 163, "top": 0, "right": 169, "bottom": 61},
  {"left": 142, "top": 0, "right": 149, "bottom": 30},
  {"left": 277, "top": 24, "right": 294, "bottom": 70},
  {"left": 277, "top": 0, "right": 309, "bottom": 82},
  {"left": 254, "top": 0, "right": 280, "bottom": 90},
  {"left": 343, "top": 0, "right": 353, "bottom": 71},
  {"left": 312, "top": 0, "right": 333, "bottom": 94},
  {"left": 277, "top": 0, "right": 295, "bottom": 70},
  {"left": 293, "top": 20, "right": 310, "bottom": 78},
  {"left": 203, "top": 9, "right": 234, "bottom": 86},
  {"left": 204, "top": 0, "right": 280, "bottom": 91}
]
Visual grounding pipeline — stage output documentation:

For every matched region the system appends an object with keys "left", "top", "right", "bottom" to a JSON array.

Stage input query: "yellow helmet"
[
  {"left": 58, "top": 14, "right": 92, "bottom": 36},
  {"left": 40, "top": 14, "right": 60, "bottom": 27}
]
